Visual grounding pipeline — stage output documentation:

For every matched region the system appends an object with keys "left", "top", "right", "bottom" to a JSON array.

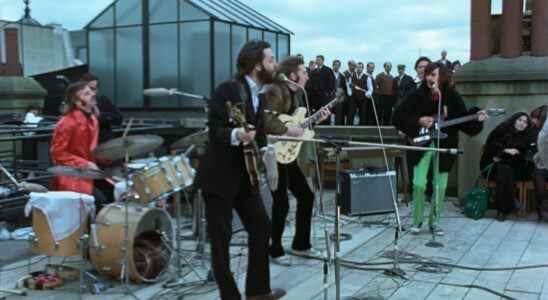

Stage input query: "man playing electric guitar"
[
  {"left": 392, "top": 62, "right": 488, "bottom": 236},
  {"left": 196, "top": 40, "right": 285, "bottom": 300},
  {"left": 263, "top": 56, "right": 330, "bottom": 265}
]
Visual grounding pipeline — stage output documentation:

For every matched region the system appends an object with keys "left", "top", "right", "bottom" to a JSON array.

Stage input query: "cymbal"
[
  {"left": 19, "top": 181, "right": 48, "bottom": 193},
  {"left": 47, "top": 166, "right": 106, "bottom": 179},
  {"left": 171, "top": 129, "right": 208, "bottom": 149},
  {"left": 93, "top": 135, "right": 164, "bottom": 161}
]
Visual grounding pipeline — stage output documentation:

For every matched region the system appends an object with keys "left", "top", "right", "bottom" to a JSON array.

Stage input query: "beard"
[{"left": 257, "top": 64, "right": 275, "bottom": 84}]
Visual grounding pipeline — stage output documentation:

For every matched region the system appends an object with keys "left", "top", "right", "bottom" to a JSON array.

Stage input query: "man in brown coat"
[{"left": 263, "top": 56, "right": 329, "bottom": 265}]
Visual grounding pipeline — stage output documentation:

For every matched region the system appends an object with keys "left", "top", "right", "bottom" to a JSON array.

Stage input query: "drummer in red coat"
[{"left": 50, "top": 81, "right": 107, "bottom": 208}]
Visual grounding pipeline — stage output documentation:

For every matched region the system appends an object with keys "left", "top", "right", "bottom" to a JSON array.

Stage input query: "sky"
[{"left": 0, "top": 0, "right": 505, "bottom": 77}]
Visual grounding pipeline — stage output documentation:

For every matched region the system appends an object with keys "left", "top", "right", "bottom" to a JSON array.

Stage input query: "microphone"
[
  {"left": 144, "top": 88, "right": 209, "bottom": 100},
  {"left": 143, "top": 88, "right": 175, "bottom": 97}
]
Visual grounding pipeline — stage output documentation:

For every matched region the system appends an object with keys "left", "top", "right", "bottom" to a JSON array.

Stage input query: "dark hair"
[
  {"left": 277, "top": 56, "right": 304, "bottom": 78},
  {"left": 397, "top": 64, "right": 405, "bottom": 70},
  {"left": 316, "top": 55, "right": 324, "bottom": 61},
  {"left": 236, "top": 40, "right": 271, "bottom": 79},
  {"left": 80, "top": 72, "right": 99, "bottom": 83},
  {"left": 64, "top": 81, "right": 91, "bottom": 112},
  {"left": 497, "top": 112, "right": 532, "bottom": 134},
  {"left": 424, "top": 62, "right": 450, "bottom": 90},
  {"left": 531, "top": 105, "right": 548, "bottom": 127},
  {"left": 333, "top": 59, "right": 341, "bottom": 65},
  {"left": 414, "top": 56, "right": 432, "bottom": 70},
  {"left": 366, "top": 62, "right": 374, "bottom": 68},
  {"left": 26, "top": 104, "right": 41, "bottom": 113}
]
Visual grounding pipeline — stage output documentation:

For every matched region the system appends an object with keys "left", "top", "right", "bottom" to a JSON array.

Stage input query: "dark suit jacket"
[
  {"left": 392, "top": 84, "right": 483, "bottom": 172},
  {"left": 196, "top": 79, "right": 266, "bottom": 200},
  {"left": 96, "top": 95, "right": 123, "bottom": 143},
  {"left": 308, "top": 65, "right": 336, "bottom": 109},
  {"left": 393, "top": 74, "right": 415, "bottom": 106},
  {"left": 437, "top": 59, "right": 452, "bottom": 70}
]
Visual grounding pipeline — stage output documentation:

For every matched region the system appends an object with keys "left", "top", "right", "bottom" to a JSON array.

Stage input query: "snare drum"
[{"left": 89, "top": 203, "right": 173, "bottom": 283}]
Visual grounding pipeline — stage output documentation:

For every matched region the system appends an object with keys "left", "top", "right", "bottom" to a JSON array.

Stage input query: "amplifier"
[{"left": 340, "top": 168, "right": 397, "bottom": 216}]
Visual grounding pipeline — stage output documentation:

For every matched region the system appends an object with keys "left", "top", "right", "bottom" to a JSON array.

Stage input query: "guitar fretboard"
[
  {"left": 439, "top": 114, "right": 478, "bottom": 129},
  {"left": 299, "top": 98, "right": 340, "bottom": 128}
]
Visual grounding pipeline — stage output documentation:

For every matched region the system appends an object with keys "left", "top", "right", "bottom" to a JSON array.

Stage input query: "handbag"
[{"left": 464, "top": 163, "right": 494, "bottom": 220}]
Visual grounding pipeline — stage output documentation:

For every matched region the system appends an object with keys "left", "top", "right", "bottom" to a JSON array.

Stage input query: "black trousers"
[
  {"left": 348, "top": 96, "right": 369, "bottom": 126},
  {"left": 203, "top": 176, "right": 271, "bottom": 300},
  {"left": 493, "top": 163, "right": 517, "bottom": 214},
  {"left": 93, "top": 179, "right": 114, "bottom": 208},
  {"left": 365, "top": 97, "right": 380, "bottom": 125},
  {"left": 534, "top": 168, "right": 548, "bottom": 219},
  {"left": 334, "top": 97, "right": 348, "bottom": 125},
  {"left": 91, "top": 187, "right": 108, "bottom": 213},
  {"left": 270, "top": 161, "right": 314, "bottom": 258},
  {"left": 380, "top": 95, "right": 396, "bottom": 125}
]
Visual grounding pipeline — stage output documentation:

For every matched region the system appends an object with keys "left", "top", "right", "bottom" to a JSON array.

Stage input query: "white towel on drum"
[{"left": 24, "top": 192, "right": 96, "bottom": 242}]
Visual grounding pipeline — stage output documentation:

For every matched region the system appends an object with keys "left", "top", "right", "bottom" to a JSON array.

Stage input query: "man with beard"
[
  {"left": 263, "top": 56, "right": 330, "bottom": 265},
  {"left": 196, "top": 40, "right": 286, "bottom": 300}
]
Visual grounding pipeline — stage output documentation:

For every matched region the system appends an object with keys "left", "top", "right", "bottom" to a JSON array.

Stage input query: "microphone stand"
[
  {"left": 268, "top": 135, "right": 461, "bottom": 300},
  {"left": 425, "top": 85, "right": 444, "bottom": 248}
]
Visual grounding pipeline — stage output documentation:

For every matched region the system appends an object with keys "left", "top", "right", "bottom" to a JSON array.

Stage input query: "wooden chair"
[
  {"left": 479, "top": 145, "right": 528, "bottom": 216},
  {"left": 522, "top": 180, "right": 548, "bottom": 213}
]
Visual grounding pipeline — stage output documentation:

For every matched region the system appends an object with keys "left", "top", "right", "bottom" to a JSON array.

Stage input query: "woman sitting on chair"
[{"left": 480, "top": 112, "right": 536, "bottom": 221}]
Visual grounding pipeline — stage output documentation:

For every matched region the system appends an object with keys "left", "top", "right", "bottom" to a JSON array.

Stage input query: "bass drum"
[{"left": 89, "top": 203, "right": 173, "bottom": 283}]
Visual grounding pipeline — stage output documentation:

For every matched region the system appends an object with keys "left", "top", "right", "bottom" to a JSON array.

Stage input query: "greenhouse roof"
[
  {"left": 86, "top": 0, "right": 292, "bottom": 35},
  {"left": 187, "top": 0, "right": 292, "bottom": 34}
]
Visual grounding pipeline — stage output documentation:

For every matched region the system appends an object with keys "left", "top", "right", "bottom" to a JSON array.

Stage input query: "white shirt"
[
  {"left": 230, "top": 76, "right": 267, "bottom": 146},
  {"left": 414, "top": 76, "right": 422, "bottom": 88},
  {"left": 366, "top": 73, "right": 374, "bottom": 98},
  {"left": 23, "top": 112, "right": 43, "bottom": 136}
]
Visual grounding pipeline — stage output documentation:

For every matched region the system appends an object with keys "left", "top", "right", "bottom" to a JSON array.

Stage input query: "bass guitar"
[
  {"left": 410, "top": 107, "right": 506, "bottom": 146},
  {"left": 226, "top": 102, "right": 263, "bottom": 189}
]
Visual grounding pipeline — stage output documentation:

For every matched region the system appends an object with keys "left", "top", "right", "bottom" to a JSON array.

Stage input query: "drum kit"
[{"left": 34, "top": 130, "right": 208, "bottom": 296}]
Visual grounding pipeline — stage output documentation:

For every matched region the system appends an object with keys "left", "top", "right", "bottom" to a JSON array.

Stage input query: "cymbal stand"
[
  {"left": 163, "top": 189, "right": 208, "bottom": 289},
  {"left": 116, "top": 129, "right": 139, "bottom": 299}
]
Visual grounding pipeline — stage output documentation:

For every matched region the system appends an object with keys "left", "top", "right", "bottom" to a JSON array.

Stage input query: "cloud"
[
  {"left": 0, "top": 0, "right": 476, "bottom": 77},
  {"left": 243, "top": 0, "right": 472, "bottom": 75}
]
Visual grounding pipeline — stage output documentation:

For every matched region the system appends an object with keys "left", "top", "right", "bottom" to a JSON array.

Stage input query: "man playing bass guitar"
[
  {"left": 196, "top": 40, "right": 285, "bottom": 300},
  {"left": 263, "top": 56, "right": 330, "bottom": 265},
  {"left": 392, "top": 62, "right": 488, "bottom": 236}
]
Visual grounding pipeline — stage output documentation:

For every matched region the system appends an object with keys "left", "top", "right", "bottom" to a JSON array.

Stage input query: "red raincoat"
[{"left": 50, "top": 109, "right": 99, "bottom": 195}]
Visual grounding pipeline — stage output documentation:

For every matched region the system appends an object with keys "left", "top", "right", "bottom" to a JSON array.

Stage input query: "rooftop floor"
[{"left": 1, "top": 196, "right": 547, "bottom": 300}]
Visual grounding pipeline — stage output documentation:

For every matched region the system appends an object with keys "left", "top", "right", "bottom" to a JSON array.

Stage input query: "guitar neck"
[
  {"left": 438, "top": 114, "right": 478, "bottom": 129},
  {"left": 300, "top": 98, "right": 339, "bottom": 128}
]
